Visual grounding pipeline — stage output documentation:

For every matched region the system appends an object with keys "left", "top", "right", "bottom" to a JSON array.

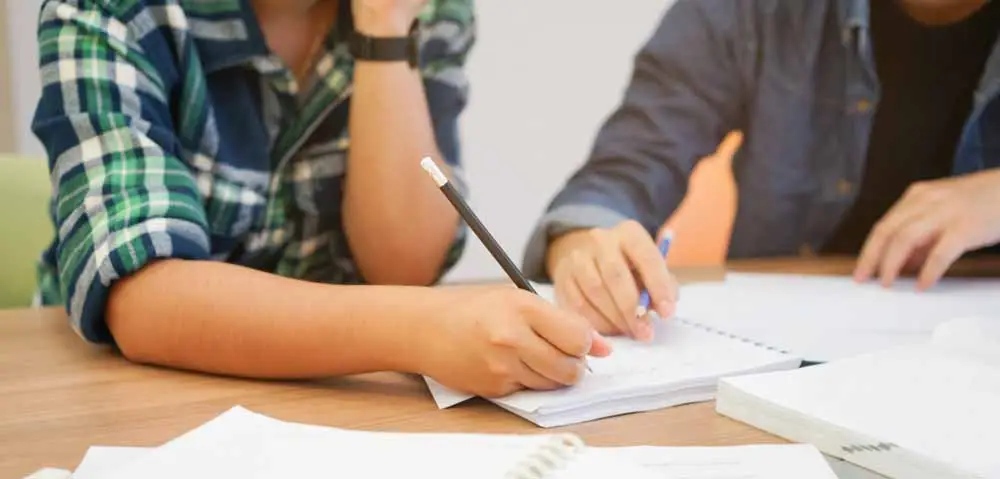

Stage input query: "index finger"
[
  {"left": 621, "top": 227, "right": 676, "bottom": 317},
  {"left": 526, "top": 300, "right": 604, "bottom": 359},
  {"left": 856, "top": 191, "right": 935, "bottom": 282}
]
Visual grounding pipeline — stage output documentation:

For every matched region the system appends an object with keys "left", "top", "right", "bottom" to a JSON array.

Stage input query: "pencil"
[
  {"left": 420, "top": 157, "right": 591, "bottom": 373},
  {"left": 420, "top": 158, "right": 536, "bottom": 294}
]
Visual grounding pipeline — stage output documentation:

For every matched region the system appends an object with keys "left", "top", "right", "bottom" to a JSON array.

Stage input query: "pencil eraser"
[{"left": 420, "top": 157, "right": 448, "bottom": 187}]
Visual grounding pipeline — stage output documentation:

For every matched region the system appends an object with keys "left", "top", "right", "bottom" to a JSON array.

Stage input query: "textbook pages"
[
  {"left": 716, "top": 316, "right": 1000, "bottom": 479},
  {"left": 424, "top": 284, "right": 801, "bottom": 427}
]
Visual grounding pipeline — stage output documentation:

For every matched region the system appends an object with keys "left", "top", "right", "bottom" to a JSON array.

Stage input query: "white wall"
[
  {"left": 445, "top": 0, "right": 672, "bottom": 281},
  {"left": 2, "top": 0, "right": 674, "bottom": 279},
  {"left": 4, "top": 0, "right": 45, "bottom": 158}
]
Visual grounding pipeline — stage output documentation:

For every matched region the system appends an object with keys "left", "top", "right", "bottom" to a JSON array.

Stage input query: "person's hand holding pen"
[
  {"left": 419, "top": 158, "right": 611, "bottom": 398},
  {"left": 546, "top": 222, "right": 679, "bottom": 342}
]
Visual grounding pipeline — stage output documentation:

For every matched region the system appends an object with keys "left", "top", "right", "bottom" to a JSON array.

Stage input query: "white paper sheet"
[
  {"left": 590, "top": 444, "right": 837, "bottom": 479},
  {"left": 73, "top": 447, "right": 149, "bottom": 479},
  {"left": 64, "top": 416, "right": 838, "bottom": 479},
  {"left": 719, "top": 317, "right": 1000, "bottom": 479},
  {"left": 677, "top": 273, "right": 1000, "bottom": 362}
]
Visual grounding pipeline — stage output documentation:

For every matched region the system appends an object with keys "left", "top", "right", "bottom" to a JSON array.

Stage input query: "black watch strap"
[{"left": 349, "top": 21, "right": 420, "bottom": 68}]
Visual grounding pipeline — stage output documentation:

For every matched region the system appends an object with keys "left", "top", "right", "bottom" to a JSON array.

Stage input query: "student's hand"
[
  {"left": 418, "top": 286, "right": 612, "bottom": 398},
  {"left": 545, "top": 221, "right": 679, "bottom": 342},
  {"left": 352, "top": 0, "right": 428, "bottom": 36},
  {"left": 855, "top": 169, "right": 1000, "bottom": 289}
]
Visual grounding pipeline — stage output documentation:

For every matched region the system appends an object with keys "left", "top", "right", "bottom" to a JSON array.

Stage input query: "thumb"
[{"left": 588, "top": 330, "right": 613, "bottom": 357}]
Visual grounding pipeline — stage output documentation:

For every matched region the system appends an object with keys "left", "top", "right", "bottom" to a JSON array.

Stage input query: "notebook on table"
[
  {"left": 676, "top": 272, "right": 1000, "bottom": 363},
  {"left": 62, "top": 408, "right": 837, "bottom": 479},
  {"left": 425, "top": 283, "right": 801, "bottom": 427},
  {"left": 83, "top": 406, "right": 656, "bottom": 479},
  {"left": 63, "top": 406, "right": 840, "bottom": 479},
  {"left": 716, "top": 316, "right": 1000, "bottom": 479}
]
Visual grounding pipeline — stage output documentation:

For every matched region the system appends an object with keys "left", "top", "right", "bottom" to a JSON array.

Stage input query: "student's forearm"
[
  {"left": 343, "top": 60, "right": 459, "bottom": 285},
  {"left": 106, "top": 259, "right": 432, "bottom": 379}
]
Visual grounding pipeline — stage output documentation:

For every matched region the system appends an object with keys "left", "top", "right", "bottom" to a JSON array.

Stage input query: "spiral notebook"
[
  {"left": 84, "top": 406, "right": 657, "bottom": 479},
  {"left": 425, "top": 284, "right": 802, "bottom": 427},
  {"left": 716, "top": 316, "right": 1000, "bottom": 479},
  {"left": 61, "top": 408, "right": 839, "bottom": 479}
]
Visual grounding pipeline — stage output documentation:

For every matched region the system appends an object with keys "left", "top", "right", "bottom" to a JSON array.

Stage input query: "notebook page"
[
  {"left": 97, "top": 406, "right": 593, "bottom": 479},
  {"left": 721, "top": 335, "right": 1000, "bottom": 477},
  {"left": 677, "top": 273, "right": 1000, "bottom": 362},
  {"left": 931, "top": 316, "right": 1000, "bottom": 365},
  {"left": 589, "top": 444, "right": 838, "bottom": 479},
  {"left": 74, "top": 447, "right": 150, "bottom": 479},
  {"left": 492, "top": 318, "right": 796, "bottom": 413}
]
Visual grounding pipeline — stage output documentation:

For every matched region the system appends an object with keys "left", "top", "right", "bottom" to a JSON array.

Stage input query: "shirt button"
[
  {"left": 855, "top": 99, "right": 873, "bottom": 113},
  {"left": 836, "top": 179, "right": 854, "bottom": 196}
]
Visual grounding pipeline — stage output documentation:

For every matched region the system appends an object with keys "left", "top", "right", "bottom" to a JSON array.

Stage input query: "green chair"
[{"left": 0, "top": 155, "right": 52, "bottom": 309}]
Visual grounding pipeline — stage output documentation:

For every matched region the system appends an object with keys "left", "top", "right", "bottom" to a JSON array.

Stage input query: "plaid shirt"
[{"left": 32, "top": 0, "right": 475, "bottom": 344}]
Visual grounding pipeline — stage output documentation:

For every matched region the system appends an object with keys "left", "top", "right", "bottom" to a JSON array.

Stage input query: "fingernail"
[
  {"left": 634, "top": 320, "right": 654, "bottom": 342},
  {"left": 656, "top": 300, "right": 673, "bottom": 318},
  {"left": 591, "top": 330, "right": 612, "bottom": 353}
]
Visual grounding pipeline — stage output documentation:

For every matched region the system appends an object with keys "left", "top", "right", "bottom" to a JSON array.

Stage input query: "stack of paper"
[
  {"left": 717, "top": 317, "right": 1000, "bottom": 479},
  {"left": 426, "top": 316, "right": 801, "bottom": 427},
  {"left": 46, "top": 406, "right": 838, "bottom": 479}
]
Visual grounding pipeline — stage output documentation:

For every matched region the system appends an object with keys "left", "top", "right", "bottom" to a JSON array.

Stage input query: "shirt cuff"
[
  {"left": 70, "top": 219, "right": 211, "bottom": 344},
  {"left": 521, "top": 204, "right": 632, "bottom": 283}
]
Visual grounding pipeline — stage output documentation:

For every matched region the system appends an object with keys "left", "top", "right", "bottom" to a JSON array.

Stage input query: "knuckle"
[
  {"left": 870, "top": 221, "right": 890, "bottom": 239},
  {"left": 487, "top": 327, "right": 519, "bottom": 349},
  {"left": 566, "top": 293, "right": 590, "bottom": 315},
  {"left": 929, "top": 246, "right": 956, "bottom": 264},
  {"left": 896, "top": 229, "right": 919, "bottom": 246},
  {"left": 907, "top": 182, "right": 928, "bottom": 196},
  {"left": 616, "top": 220, "right": 645, "bottom": 236},
  {"left": 586, "top": 228, "right": 609, "bottom": 243},
  {"left": 486, "top": 359, "right": 514, "bottom": 380},
  {"left": 484, "top": 381, "right": 516, "bottom": 398},
  {"left": 568, "top": 250, "right": 591, "bottom": 268},
  {"left": 579, "top": 275, "right": 605, "bottom": 299}
]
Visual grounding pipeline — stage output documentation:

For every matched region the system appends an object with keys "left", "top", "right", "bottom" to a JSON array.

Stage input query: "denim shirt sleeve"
[{"left": 522, "top": 0, "right": 748, "bottom": 281}]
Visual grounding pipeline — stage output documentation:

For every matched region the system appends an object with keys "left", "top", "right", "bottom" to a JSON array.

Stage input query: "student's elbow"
[
  {"left": 105, "top": 266, "right": 176, "bottom": 366},
  {"left": 106, "top": 292, "right": 157, "bottom": 365}
]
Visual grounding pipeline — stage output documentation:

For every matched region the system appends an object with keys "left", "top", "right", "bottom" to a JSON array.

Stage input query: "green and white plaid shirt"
[{"left": 32, "top": 0, "right": 474, "bottom": 343}]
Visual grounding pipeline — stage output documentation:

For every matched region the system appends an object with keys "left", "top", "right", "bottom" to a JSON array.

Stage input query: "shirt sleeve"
[
  {"left": 419, "top": 0, "right": 476, "bottom": 275},
  {"left": 32, "top": 0, "right": 211, "bottom": 344},
  {"left": 521, "top": 0, "right": 747, "bottom": 281}
]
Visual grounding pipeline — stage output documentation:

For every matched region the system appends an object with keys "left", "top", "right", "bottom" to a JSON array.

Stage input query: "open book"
[
  {"left": 716, "top": 316, "right": 1000, "bottom": 479},
  {"left": 59, "top": 406, "right": 839, "bottom": 479},
  {"left": 676, "top": 273, "right": 1000, "bottom": 362},
  {"left": 425, "top": 285, "right": 802, "bottom": 427}
]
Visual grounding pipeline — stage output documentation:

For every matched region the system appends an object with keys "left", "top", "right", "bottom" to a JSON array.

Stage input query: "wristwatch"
[{"left": 349, "top": 20, "right": 421, "bottom": 68}]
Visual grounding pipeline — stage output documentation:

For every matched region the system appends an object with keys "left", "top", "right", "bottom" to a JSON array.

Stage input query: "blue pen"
[{"left": 637, "top": 231, "right": 673, "bottom": 317}]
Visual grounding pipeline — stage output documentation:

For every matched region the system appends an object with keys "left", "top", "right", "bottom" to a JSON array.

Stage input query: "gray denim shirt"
[{"left": 522, "top": 0, "right": 1000, "bottom": 281}]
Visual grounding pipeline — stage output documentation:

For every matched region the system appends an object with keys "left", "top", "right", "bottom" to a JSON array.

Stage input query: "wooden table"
[{"left": 2, "top": 258, "right": 998, "bottom": 477}]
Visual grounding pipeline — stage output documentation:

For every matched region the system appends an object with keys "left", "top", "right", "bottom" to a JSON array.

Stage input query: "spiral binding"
[
  {"left": 676, "top": 318, "right": 792, "bottom": 355},
  {"left": 841, "top": 442, "right": 898, "bottom": 454},
  {"left": 504, "top": 434, "right": 587, "bottom": 479}
]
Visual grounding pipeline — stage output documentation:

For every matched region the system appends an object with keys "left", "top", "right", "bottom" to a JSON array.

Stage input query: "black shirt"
[{"left": 822, "top": 0, "right": 1000, "bottom": 254}]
